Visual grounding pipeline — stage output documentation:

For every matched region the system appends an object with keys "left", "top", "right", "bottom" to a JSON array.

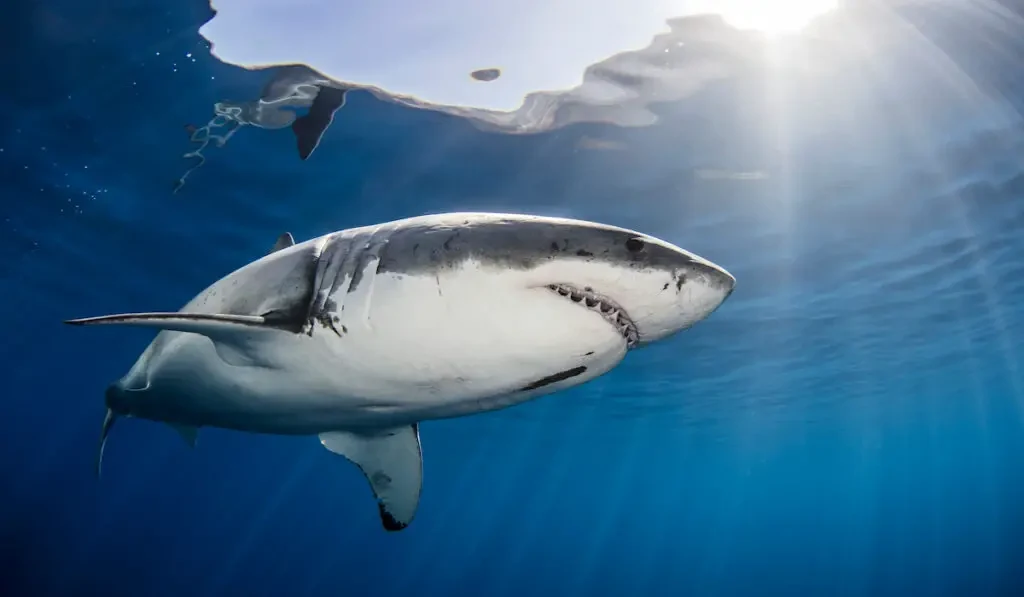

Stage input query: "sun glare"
[{"left": 709, "top": 0, "right": 839, "bottom": 34}]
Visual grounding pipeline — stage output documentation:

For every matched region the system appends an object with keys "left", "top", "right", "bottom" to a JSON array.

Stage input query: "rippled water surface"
[{"left": 3, "top": 1, "right": 1024, "bottom": 596}]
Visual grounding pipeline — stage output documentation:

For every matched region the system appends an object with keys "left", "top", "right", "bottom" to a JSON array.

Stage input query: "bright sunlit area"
[
  {"left": 703, "top": 0, "right": 839, "bottom": 34},
  {"left": 200, "top": 0, "right": 840, "bottom": 112}
]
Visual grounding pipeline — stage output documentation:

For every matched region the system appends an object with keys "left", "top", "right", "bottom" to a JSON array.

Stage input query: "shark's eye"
[{"left": 625, "top": 237, "right": 645, "bottom": 253}]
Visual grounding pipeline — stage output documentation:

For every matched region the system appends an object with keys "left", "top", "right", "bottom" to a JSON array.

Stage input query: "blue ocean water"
[{"left": 4, "top": 1, "right": 1024, "bottom": 596}]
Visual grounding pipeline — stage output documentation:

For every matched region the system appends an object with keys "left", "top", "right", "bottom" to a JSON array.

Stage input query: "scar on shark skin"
[
  {"left": 306, "top": 298, "right": 344, "bottom": 338},
  {"left": 662, "top": 270, "right": 688, "bottom": 293}
]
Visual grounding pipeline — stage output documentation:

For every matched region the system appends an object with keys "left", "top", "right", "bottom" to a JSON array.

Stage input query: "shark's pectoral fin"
[
  {"left": 64, "top": 312, "right": 275, "bottom": 336},
  {"left": 319, "top": 424, "right": 422, "bottom": 532},
  {"left": 169, "top": 424, "right": 199, "bottom": 447},
  {"left": 65, "top": 312, "right": 287, "bottom": 368}
]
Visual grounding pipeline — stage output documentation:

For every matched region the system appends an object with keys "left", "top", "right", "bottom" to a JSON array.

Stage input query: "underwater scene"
[{"left": 4, "top": 0, "right": 1024, "bottom": 595}]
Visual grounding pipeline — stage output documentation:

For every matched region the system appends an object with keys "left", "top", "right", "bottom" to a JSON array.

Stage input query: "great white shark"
[{"left": 66, "top": 212, "right": 735, "bottom": 531}]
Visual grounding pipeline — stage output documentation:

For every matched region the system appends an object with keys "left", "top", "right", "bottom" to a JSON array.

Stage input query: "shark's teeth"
[{"left": 546, "top": 284, "right": 639, "bottom": 348}]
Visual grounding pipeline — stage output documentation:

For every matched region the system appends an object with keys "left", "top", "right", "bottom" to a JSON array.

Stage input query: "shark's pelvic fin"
[
  {"left": 319, "top": 424, "right": 422, "bottom": 532},
  {"left": 269, "top": 232, "right": 295, "bottom": 254},
  {"left": 97, "top": 408, "right": 117, "bottom": 477},
  {"left": 169, "top": 424, "right": 199, "bottom": 447}
]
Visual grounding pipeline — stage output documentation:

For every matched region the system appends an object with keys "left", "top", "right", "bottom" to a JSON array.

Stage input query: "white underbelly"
[
  {"left": 145, "top": 268, "right": 628, "bottom": 432},
  {"left": 312, "top": 271, "right": 625, "bottom": 404}
]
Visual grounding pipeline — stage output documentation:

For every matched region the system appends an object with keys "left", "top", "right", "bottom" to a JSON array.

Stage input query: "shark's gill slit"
[
  {"left": 519, "top": 365, "right": 587, "bottom": 392},
  {"left": 361, "top": 256, "right": 382, "bottom": 326},
  {"left": 305, "top": 237, "right": 343, "bottom": 335},
  {"left": 546, "top": 284, "right": 639, "bottom": 347}
]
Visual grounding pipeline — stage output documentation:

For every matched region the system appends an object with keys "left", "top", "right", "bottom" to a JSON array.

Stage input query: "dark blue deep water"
[{"left": 5, "top": 1, "right": 1024, "bottom": 596}]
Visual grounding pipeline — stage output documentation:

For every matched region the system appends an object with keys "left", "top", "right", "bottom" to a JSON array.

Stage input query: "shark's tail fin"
[{"left": 96, "top": 408, "right": 117, "bottom": 477}]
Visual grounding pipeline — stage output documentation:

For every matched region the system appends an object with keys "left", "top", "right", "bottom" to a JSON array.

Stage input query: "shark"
[{"left": 65, "top": 212, "right": 735, "bottom": 531}]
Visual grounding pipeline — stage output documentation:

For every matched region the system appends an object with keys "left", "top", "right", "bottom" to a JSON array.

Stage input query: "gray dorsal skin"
[
  {"left": 270, "top": 232, "right": 295, "bottom": 254},
  {"left": 291, "top": 86, "right": 347, "bottom": 160}
]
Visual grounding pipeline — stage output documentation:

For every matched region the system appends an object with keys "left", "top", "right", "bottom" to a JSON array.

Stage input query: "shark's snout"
[
  {"left": 530, "top": 222, "right": 735, "bottom": 348},
  {"left": 689, "top": 258, "right": 735, "bottom": 317},
  {"left": 598, "top": 233, "right": 736, "bottom": 345},
  {"left": 693, "top": 259, "right": 736, "bottom": 303}
]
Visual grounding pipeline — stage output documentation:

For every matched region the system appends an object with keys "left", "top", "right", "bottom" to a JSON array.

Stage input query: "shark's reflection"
[{"left": 175, "top": 65, "right": 347, "bottom": 193}]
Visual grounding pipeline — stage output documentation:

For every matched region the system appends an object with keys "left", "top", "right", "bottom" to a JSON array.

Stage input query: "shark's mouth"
[{"left": 547, "top": 283, "right": 639, "bottom": 348}]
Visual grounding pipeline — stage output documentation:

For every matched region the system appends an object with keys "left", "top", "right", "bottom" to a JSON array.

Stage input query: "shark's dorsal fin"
[
  {"left": 319, "top": 424, "right": 422, "bottom": 532},
  {"left": 269, "top": 232, "right": 295, "bottom": 254}
]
